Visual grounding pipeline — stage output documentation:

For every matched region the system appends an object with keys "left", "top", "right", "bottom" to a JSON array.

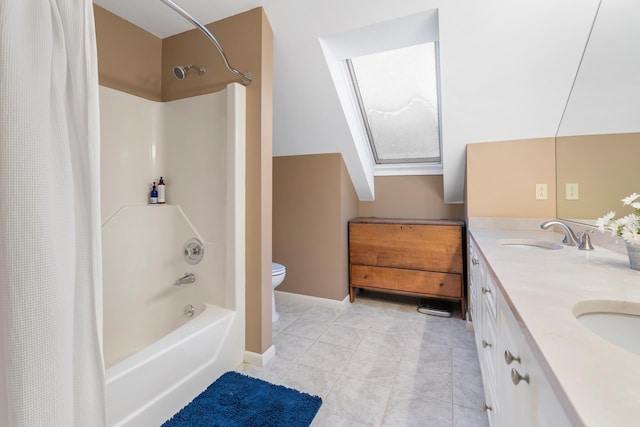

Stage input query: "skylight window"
[{"left": 348, "top": 43, "right": 441, "bottom": 165}]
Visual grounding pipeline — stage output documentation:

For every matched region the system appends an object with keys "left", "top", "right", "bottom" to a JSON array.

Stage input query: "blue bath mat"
[{"left": 162, "top": 371, "right": 322, "bottom": 427}]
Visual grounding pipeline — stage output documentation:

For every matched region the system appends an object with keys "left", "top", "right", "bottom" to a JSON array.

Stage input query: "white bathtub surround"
[
  {"left": 0, "top": 2, "right": 106, "bottom": 425},
  {"left": 469, "top": 218, "right": 640, "bottom": 426},
  {"left": 102, "top": 205, "right": 209, "bottom": 367},
  {"left": 101, "top": 83, "right": 246, "bottom": 426}
]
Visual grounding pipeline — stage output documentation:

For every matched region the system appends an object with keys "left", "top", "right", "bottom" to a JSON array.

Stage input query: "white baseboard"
[
  {"left": 275, "top": 290, "right": 349, "bottom": 309},
  {"left": 244, "top": 345, "right": 275, "bottom": 367}
]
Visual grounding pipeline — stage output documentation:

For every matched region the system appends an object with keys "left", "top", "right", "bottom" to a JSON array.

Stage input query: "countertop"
[{"left": 468, "top": 221, "right": 640, "bottom": 427}]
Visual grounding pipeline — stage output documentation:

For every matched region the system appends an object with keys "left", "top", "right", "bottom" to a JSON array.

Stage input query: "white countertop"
[{"left": 469, "top": 222, "right": 640, "bottom": 427}]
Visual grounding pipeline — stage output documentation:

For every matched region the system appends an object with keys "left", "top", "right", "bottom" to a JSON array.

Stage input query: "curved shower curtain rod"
[{"left": 160, "top": 0, "right": 253, "bottom": 86}]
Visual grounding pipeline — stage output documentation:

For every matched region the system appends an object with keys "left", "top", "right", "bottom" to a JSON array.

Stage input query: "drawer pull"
[
  {"left": 363, "top": 274, "right": 368, "bottom": 279},
  {"left": 482, "top": 339, "right": 492, "bottom": 348},
  {"left": 511, "top": 368, "right": 530, "bottom": 385},
  {"left": 472, "top": 258, "right": 480, "bottom": 265},
  {"left": 481, "top": 287, "right": 491, "bottom": 295},
  {"left": 482, "top": 403, "right": 492, "bottom": 412},
  {"left": 504, "top": 350, "right": 521, "bottom": 365}
]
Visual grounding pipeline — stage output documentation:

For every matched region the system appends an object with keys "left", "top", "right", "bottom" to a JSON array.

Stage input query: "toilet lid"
[{"left": 272, "top": 262, "right": 286, "bottom": 274}]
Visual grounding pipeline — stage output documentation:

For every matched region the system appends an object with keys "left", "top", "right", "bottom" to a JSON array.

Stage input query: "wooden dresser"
[{"left": 348, "top": 218, "right": 466, "bottom": 318}]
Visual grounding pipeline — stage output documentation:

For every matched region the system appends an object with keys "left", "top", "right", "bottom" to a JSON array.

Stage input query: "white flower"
[
  {"left": 596, "top": 211, "right": 616, "bottom": 231},
  {"left": 618, "top": 213, "right": 640, "bottom": 226},
  {"left": 622, "top": 227, "right": 640, "bottom": 243},
  {"left": 598, "top": 194, "right": 640, "bottom": 244}
]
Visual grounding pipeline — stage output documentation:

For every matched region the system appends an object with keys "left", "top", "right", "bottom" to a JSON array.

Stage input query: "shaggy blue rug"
[{"left": 162, "top": 371, "right": 322, "bottom": 427}]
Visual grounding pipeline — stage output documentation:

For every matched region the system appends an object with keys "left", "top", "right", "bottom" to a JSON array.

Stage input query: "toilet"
[{"left": 271, "top": 262, "right": 286, "bottom": 322}]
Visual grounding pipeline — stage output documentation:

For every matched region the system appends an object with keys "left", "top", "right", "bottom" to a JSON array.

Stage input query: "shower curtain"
[{"left": 0, "top": 1, "right": 106, "bottom": 426}]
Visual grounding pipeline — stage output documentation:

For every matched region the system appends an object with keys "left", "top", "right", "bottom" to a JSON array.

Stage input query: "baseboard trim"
[
  {"left": 275, "top": 290, "right": 349, "bottom": 309},
  {"left": 244, "top": 345, "right": 275, "bottom": 367}
]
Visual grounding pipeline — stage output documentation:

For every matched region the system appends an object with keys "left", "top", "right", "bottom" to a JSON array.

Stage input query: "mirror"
[{"left": 556, "top": 0, "right": 640, "bottom": 225}]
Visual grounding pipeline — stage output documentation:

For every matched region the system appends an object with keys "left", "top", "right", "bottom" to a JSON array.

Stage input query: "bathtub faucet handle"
[{"left": 175, "top": 273, "right": 196, "bottom": 286}]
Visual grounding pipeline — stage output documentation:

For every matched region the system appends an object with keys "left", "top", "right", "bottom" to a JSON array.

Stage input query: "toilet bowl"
[{"left": 271, "top": 262, "right": 286, "bottom": 322}]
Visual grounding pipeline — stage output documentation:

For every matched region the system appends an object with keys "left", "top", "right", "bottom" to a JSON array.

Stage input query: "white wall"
[
  {"left": 266, "top": 0, "right": 601, "bottom": 203},
  {"left": 95, "top": 0, "right": 604, "bottom": 204},
  {"left": 557, "top": 0, "right": 640, "bottom": 136}
]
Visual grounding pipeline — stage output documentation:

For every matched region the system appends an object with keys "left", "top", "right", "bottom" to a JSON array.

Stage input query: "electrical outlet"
[
  {"left": 536, "top": 184, "right": 548, "bottom": 200},
  {"left": 566, "top": 183, "right": 579, "bottom": 200}
]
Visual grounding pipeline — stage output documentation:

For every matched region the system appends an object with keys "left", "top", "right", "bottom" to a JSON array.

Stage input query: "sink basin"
[
  {"left": 577, "top": 309, "right": 640, "bottom": 356},
  {"left": 498, "top": 238, "right": 563, "bottom": 250}
]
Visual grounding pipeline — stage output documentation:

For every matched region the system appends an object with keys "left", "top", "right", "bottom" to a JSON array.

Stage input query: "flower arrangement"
[{"left": 596, "top": 193, "right": 640, "bottom": 243}]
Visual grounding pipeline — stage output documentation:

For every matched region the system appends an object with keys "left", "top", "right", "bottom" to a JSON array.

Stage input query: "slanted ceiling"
[{"left": 94, "top": 0, "right": 601, "bottom": 203}]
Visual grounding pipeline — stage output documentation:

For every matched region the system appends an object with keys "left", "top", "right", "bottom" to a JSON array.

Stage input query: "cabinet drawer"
[
  {"left": 350, "top": 265, "right": 462, "bottom": 298},
  {"left": 349, "top": 223, "right": 463, "bottom": 273}
]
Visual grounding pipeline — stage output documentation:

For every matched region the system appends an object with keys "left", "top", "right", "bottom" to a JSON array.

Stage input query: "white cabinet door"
[
  {"left": 529, "top": 353, "right": 573, "bottom": 427},
  {"left": 497, "top": 293, "right": 572, "bottom": 427},
  {"left": 498, "top": 294, "right": 532, "bottom": 427}
]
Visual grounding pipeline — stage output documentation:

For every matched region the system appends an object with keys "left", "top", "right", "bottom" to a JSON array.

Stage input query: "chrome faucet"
[
  {"left": 540, "top": 220, "right": 580, "bottom": 246},
  {"left": 174, "top": 273, "right": 196, "bottom": 286}
]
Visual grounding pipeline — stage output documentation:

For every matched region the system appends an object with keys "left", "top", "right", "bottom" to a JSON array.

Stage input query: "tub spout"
[{"left": 175, "top": 273, "right": 195, "bottom": 286}]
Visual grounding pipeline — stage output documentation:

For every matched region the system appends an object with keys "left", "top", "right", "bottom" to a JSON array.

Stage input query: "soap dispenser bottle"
[
  {"left": 150, "top": 182, "right": 158, "bottom": 204},
  {"left": 157, "top": 177, "right": 166, "bottom": 204}
]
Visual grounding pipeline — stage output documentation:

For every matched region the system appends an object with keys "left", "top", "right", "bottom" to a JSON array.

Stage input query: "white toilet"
[{"left": 271, "top": 262, "right": 286, "bottom": 322}]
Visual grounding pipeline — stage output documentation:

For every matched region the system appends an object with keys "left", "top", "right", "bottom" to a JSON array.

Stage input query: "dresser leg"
[{"left": 349, "top": 287, "right": 355, "bottom": 303}]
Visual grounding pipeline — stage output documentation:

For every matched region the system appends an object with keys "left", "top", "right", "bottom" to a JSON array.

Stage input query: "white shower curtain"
[{"left": 0, "top": 1, "right": 106, "bottom": 426}]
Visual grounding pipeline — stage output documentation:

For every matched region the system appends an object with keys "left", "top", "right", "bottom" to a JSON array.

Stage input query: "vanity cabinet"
[
  {"left": 348, "top": 218, "right": 465, "bottom": 316},
  {"left": 469, "top": 236, "right": 571, "bottom": 427}
]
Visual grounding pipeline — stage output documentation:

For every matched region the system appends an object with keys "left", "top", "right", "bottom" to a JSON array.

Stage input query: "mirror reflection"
[{"left": 556, "top": 0, "right": 640, "bottom": 224}]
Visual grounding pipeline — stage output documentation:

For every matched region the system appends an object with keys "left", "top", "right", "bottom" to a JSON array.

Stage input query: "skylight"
[{"left": 348, "top": 42, "right": 441, "bottom": 165}]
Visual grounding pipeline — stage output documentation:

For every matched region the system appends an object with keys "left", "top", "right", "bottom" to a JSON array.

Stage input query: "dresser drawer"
[
  {"left": 349, "top": 223, "right": 463, "bottom": 273},
  {"left": 350, "top": 265, "right": 462, "bottom": 298}
]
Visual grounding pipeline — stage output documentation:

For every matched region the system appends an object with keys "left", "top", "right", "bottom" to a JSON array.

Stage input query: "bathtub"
[
  {"left": 105, "top": 304, "right": 244, "bottom": 427},
  {"left": 101, "top": 83, "right": 247, "bottom": 426}
]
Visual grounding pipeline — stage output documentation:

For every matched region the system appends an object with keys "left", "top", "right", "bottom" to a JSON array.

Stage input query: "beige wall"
[
  {"left": 95, "top": 7, "right": 273, "bottom": 354},
  {"left": 359, "top": 176, "right": 465, "bottom": 220},
  {"left": 556, "top": 132, "right": 640, "bottom": 220},
  {"left": 94, "top": 6, "right": 162, "bottom": 101},
  {"left": 273, "top": 154, "right": 357, "bottom": 301},
  {"left": 466, "top": 138, "right": 557, "bottom": 218},
  {"left": 273, "top": 156, "right": 460, "bottom": 301}
]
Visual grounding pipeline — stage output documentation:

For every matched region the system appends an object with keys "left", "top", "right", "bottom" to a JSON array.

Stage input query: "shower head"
[
  {"left": 161, "top": 0, "right": 252, "bottom": 85},
  {"left": 172, "top": 65, "right": 206, "bottom": 80}
]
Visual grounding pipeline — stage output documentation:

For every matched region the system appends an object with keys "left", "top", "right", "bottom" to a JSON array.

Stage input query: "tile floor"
[{"left": 235, "top": 291, "right": 489, "bottom": 427}]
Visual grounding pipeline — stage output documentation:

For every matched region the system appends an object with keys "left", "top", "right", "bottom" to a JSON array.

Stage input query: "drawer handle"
[
  {"left": 504, "top": 350, "right": 521, "bottom": 365},
  {"left": 511, "top": 368, "right": 530, "bottom": 385},
  {"left": 482, "top": 339, "right": 492, "bottom": 348},
  {"left": 481, "top": 287, "right": 491, "bottom": 295},
  {"left": 472, "top": 258, "right": 479, "bottom": 265},
  {"left": 363, "top": 274, "right": 368, "bottom": 279},
  {"left": 482, "top": 403, "right": 492, "bottom": 412}
]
